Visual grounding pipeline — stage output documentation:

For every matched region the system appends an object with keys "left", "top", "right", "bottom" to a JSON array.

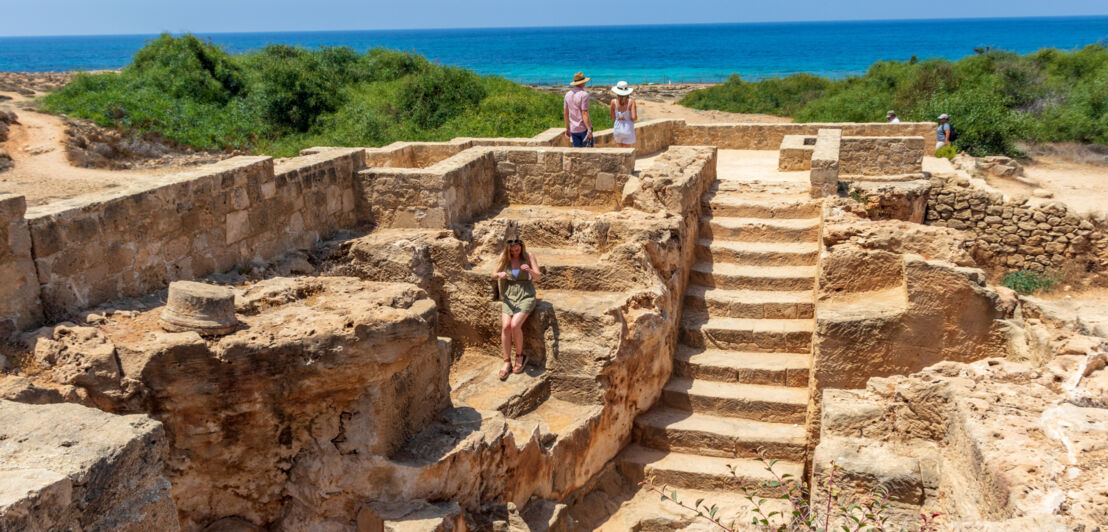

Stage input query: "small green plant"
[
  {"left": 1001, "top": 269, "right": 1059, "bottom": 294},
  {"left": 640, "top": 449, "right": 940, "bottom": 531},
  {"left": 934, "top": 144, "right": 957, "bottom": 159}
]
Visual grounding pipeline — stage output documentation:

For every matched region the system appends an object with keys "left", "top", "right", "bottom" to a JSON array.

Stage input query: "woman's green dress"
[{"left": 500, "top": 266, "right": 537, "bottom": 315}]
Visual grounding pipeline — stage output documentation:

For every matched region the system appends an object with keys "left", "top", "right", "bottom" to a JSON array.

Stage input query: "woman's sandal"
[
  {"left": 498, "top": 360, "right": 512, "bottom": 381},
  {"left": 512, "top": 353, "right": 527, "bottom": 374}
]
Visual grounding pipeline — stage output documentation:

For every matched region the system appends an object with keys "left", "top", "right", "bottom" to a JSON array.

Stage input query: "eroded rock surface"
[
  {"left": 814, "top": 332, "right": 1108, "bottom": 530},
  {"left": 0, "top": 399, "right": 178, "bottom": 532}
]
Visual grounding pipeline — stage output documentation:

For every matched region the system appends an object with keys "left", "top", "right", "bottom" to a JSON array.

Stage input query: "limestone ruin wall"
[{"left": 4, "top": 117, "right": 1104, "bottom": 531}]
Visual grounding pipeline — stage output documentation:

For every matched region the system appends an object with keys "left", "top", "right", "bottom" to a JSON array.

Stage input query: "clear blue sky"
[{"left": 1, "top": 0, "right": 1106, "bottom": 37}]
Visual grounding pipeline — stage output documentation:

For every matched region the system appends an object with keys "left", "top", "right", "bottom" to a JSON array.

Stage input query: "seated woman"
[{"left": 493, "top": 236, "right": 541, "bottom": 380}]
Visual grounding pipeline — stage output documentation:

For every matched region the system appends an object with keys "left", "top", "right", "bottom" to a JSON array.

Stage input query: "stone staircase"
[{"left": 618, "top": 168, "right": 821, "bottom": 499}]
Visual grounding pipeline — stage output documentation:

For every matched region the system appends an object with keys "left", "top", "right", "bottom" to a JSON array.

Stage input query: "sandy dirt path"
[
  {"left": 635, "top": 99, "right": 791, "bottom": 124},
  {"left": 0, "top": 91, "right": 173, "bottom": 206},
  {"left": 980, "top": 157, "right": 1108, "bottom": 218}
]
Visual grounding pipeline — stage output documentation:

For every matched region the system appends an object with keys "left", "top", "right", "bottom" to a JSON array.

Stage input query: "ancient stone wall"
[
  {"left": 356, "top": 147, "right": 497, "bottom": 229},
  {"left": 25, "top": 148, "right": 363, "bottom": 320},
  {"left": 593, "top": 118, "right": 679, "bottom": 155},
  {"left": 838, "top": 136, "right": 924, "bottom": 176},
  {"left": 778, "top": 134, "right": 815, "bottom": 171},
  {"left": 349, "top": 128, "right": 569, "bottom": 170},
  {"left": 810, "top": 129, "right": 841, "bottom": 198},
  {"left": 494, "top": 147, "right": 635, "bottom": 208},
  {"left": 925, "top": 174, "right": 1108, "bottom": 275},
  {"left": 0, "top": 194, "right": 42, "bottom": 336},
  {"left": 673, "top": 122, "right": 936, "bottom": 154}
]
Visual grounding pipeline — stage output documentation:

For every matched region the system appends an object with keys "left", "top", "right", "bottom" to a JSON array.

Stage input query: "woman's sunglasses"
[{"left": 506, "top": 239, "right": 523, "bottom": 245}]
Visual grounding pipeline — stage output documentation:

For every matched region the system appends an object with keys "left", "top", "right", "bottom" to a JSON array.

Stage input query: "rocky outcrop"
[
  {"left": 11, "top": 277, "right": 446, "bottom": 530},
  {"left": 813, "top": 331, "right": 1108, "bottom": 530},
  {"left": 0, "top": 400, "right": 179, "bottom": 532}
]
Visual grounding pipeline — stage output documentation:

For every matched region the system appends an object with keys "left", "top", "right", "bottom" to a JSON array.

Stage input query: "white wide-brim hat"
[{"left": 611, "top": 80, "right": 634, "bottom": 96}]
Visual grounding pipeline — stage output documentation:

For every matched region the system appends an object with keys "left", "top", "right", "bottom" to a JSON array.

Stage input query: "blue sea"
[{"left": 1, "top": 16, "right": 1106, "bottom": 84}]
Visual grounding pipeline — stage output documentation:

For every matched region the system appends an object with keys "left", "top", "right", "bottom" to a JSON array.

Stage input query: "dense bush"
[
  {"left": 41, "top": 34, "right": 612, "bottom": 156},
  {"left": 681, "top": 45, "right": 1108, "bottom": 156}
]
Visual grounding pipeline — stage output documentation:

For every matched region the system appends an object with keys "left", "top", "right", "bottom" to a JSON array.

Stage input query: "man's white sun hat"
[{"left": 611, "top": 80, "right": 634, "bottom": 96}]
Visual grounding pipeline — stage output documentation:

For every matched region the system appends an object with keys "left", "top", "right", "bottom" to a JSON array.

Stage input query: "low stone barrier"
[
  {"left": 357, "top": 146, "right": 635, "bottom": 229},
  {"left": 809, "top": 129, "right": 841, "bottom": 198},
  {"left": 778, "top": 135, "right": 816, "bottom": 171},
  {"left": 494, "top": 147, "right": 634, "bottom": 208},
  {"left": 675, "top": 121, "right": 936, "bottom": 154},
  {"left": 356, "top": 148, "right": 497, "bottom": 229},
  {"left": 925, "top": 174, "right": 1108, "bottom": 274},
  {"left": 592, "top": 118, "right": 679, "bottom": 155},
  {"left": 25, "top": 148, "right": 363, "bottom": 319},
  {"left": 839, "top": 136, "right": 924, "bottom": 176}
]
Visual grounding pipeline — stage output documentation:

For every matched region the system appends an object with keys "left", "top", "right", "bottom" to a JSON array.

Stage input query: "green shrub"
[
  {"left": 1002, "top": 269, "right": 1058, "bottom": 294},
  {"left": 41, "top": 35, "right": 611, "bottom": 157},
  {"left": 679, "top": 44, "right": 1108, "bottom": 156},
  {"left": 680, "top": 73, "right": 833, "bottom": 116},
  {"left": 934, "top": 144, "right": 957, "bottom": 159}
]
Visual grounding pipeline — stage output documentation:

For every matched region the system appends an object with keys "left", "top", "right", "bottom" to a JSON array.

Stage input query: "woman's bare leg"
[
  {"left": 501, "top": 314, "right": 514, "bottom": 373},
  {"left": 511, "top": 312, "right": 529, "bottom": 370}
]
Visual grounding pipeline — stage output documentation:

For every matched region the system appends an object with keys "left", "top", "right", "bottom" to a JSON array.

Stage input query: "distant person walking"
[
  {"left": 610, "top": 81, "right": 637, "bottom": 148},
  {"left": 886, "top": 110, "right": 900, "bottom": 123},
  {"left": 564, "top": 72, "right": 593, "bottom": 147},
  {"left": 937, "top": 113, "right": 953, "bottom": 150}
]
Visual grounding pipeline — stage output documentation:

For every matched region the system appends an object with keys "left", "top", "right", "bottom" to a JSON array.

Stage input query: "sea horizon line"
[{"left": 2, "top": 13, "right": 1106, "bottom": 40}]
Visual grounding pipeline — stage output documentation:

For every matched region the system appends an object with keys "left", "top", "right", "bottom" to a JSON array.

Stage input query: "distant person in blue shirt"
[
  {"left": 886, "top": 110, "right": 900, "bottom": 123},
  {"left": 937, "top": 113, "right": 952, "bottom": 150}
]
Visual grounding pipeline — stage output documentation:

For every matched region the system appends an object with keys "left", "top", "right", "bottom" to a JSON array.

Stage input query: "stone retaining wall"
[
  {"left": 810, "top": 129, "right": 841, "bottom": 198},
  {"left": 674, "top": 122, "right": 937, "bottom": 154},
  {"left": 25, "top": 148, "right": 363, "bottom": 319},
  {"left": 839, "top": 136, "right": 924, "bottom": 176},
  {"left": 593, "top": 119, "right": 678, "bottom": 155},
  {"left": 0, "top": 195, "right": 43, "bottom": 336},
  {"left": 778, "top": 135, "right": 816, "bottom": 171},
  {"left": 925, "top": 174, "right": 1108, "bottom": 274},
  {"left": 356, "top": 148, "right": 497, "bottom": 229},
  {"left": 494, "top": 147, "right": 634, "bottom": 208},
  {"left": 358, "top": 147, "right": 635, "bottom": 229}
]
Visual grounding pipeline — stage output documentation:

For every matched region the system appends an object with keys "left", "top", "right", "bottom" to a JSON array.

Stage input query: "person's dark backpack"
[{"left": 947, "top": 124, "right": 959, "bottom": 142}]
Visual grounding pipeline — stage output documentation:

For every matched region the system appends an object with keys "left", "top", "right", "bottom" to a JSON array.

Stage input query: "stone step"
[
  {"left": 679, "top": 313, "right": 813, "bottom": 353},
  {"left": 674, "top": 344, "right": 810, "bottom": 386},
  {"left": 708, "top": 180, "right": 809, "bottom": 196},
  {"left": 634, "top": 406, "right": 807, "bottom": 461},
  {"left": 699, "top": 216, "right": 820, "bottom": 242},
  {"left": 661, "top": 376, "right": 809, "bottom": 424},
  {"left": 695, "top": 239, "right": 818, "bottom": 267},
  {"left": 450, "top": 355, "right": 550, "bottom": 418},
  {"left": 617, "top": 444, "right": 803, "bottom": 494},
  {"left": 701, "top": 194, "right": 821, "bottom": 219},
  {"left": 471, "top": 247, "right": 641, "bottom": 292},
  {"left": 690, "top": 262, "right": 816, "bottom": 291},
  {"left": 683, "top": 284, "right": 814, "bottom": 319}
]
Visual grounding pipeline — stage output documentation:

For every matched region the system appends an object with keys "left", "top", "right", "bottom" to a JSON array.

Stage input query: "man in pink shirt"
[{"left": 564, "top": 72, "right": 593, "bottom": 147}]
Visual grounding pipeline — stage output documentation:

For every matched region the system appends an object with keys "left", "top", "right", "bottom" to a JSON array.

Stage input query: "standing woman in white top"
[{"left": 610, "top": 81, "right": 637, "bottom": 148}]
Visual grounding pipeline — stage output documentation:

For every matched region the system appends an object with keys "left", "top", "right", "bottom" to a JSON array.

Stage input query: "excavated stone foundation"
[{"left": 2, "top": 120, "right": 1106, "bottom": 531}]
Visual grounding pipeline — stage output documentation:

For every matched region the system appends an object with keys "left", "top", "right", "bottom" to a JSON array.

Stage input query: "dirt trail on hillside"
[
  {"left": 983, "top": 157, "right": 1108, "bottom": 218},
  {"left": 0, "top": 90, "right": 197, "bottom": 207}
]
